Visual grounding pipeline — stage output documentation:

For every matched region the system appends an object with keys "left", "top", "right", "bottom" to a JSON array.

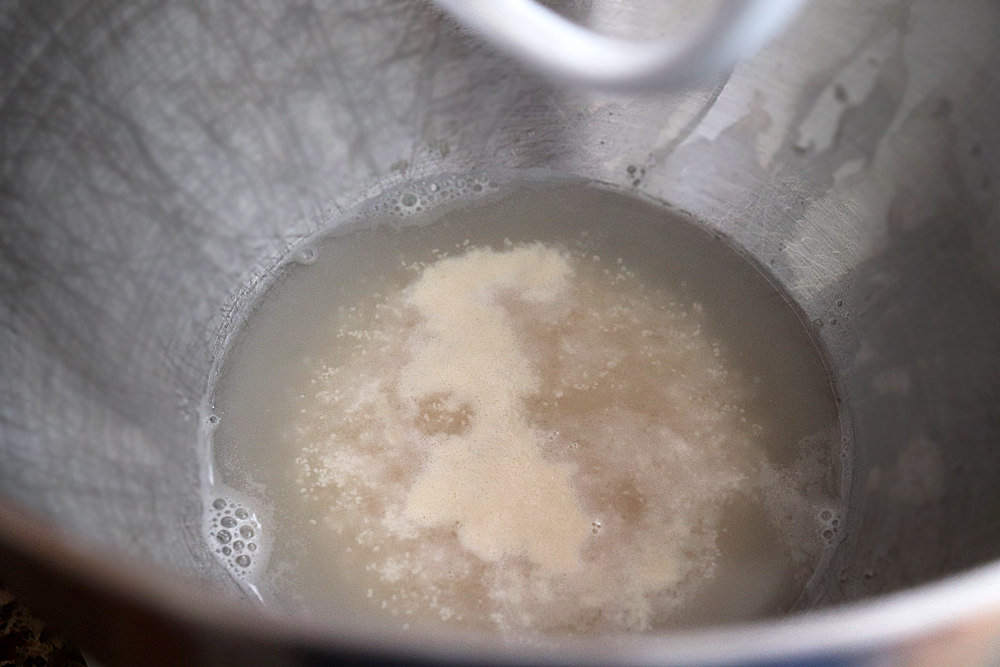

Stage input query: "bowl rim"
[{"left": 2, "top": 499, "right": 999, "bottom": 666}]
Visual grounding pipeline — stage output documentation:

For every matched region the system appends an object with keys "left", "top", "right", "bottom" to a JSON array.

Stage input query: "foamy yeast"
[
  {"left": 283, "top": 241, "right": 836, "bottom": 634},
  {"left": 399, "top": 244, "right": 589, "bottom": 571}
]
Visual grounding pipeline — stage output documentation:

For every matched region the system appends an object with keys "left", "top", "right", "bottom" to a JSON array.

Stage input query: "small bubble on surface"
[{"left": 297, "top": 247, "right": 317, "bottom": 264}]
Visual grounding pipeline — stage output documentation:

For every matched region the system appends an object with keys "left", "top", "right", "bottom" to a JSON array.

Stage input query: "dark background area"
[{"left": 0, "top": 587, "right": 86, "bottom": 667}]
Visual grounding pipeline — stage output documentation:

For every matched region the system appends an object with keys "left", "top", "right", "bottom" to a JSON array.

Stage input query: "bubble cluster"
[
  {"left": 816, "top": 506, "right": 843, "bottom": 547},
  {"left": 206, "top": 496, "right": 262, "bottom": 578},
  {"left": 370, "top": 175, "right": 501, "bottom": 219}
]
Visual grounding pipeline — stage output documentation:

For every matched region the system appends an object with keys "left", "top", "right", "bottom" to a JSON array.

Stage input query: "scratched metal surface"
[{"left": 0, "top": 0, "right": 999, "bottom": 650}]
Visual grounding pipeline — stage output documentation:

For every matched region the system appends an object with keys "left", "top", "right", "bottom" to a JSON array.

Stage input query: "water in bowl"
[{"left": 204, "top": 175, "right": 845, "bottom": 636}]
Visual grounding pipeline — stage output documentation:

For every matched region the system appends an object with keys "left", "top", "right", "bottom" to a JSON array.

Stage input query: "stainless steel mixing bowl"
[{"left": 1, "top": 0, "right": 1000, "bottom": 665}]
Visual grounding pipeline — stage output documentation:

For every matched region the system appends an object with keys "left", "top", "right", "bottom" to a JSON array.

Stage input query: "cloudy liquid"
[{"left": 207, "top": 178, "right": 844, "bottom": 636}]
